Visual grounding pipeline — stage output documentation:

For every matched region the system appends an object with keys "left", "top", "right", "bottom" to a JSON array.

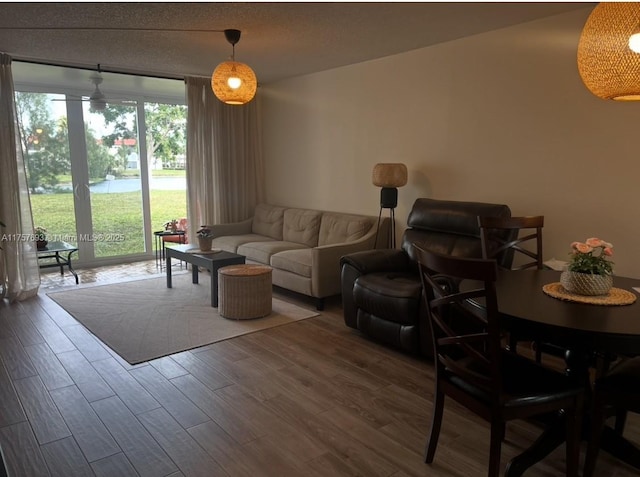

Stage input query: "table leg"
[
  {"left": 599, "top": 426, "right": 640, "bottom": 470},
  {"left": 211, "top": 266, "right": 218, "bottom": 307},
  {"left": 505, "top": 415, "right": 566, "bottom": 477},
  {"left": 180, "top": 234, "right": 185, "bottom": 269},
  {"left": 209, "top": 258, "right": 244, "bottom": 308},
  {"left": 55, "top": 252, "right": 64, "bottom": 275},
  {"left": 65, "top": 251, "right": 79, "bottom": 284},
  {"left": 167, "top": 254, "right": 173, "bottom": 288},
  {"left": 505, "top": 347, "right": 591, "bottom": 476},
  {"left": 192, "top": 264, "right": 199, "bottom": 284},
  {"left": 157, "top": 235, "right": 164, "bottom": 270}
]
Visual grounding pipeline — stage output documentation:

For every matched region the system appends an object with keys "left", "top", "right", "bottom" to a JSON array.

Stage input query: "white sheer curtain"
[
  {"left": 185, "top": 76, "right": 264, "bottom": 238},
  {"left": 0, "top": 53, "right": 40, "bottom": 301}
]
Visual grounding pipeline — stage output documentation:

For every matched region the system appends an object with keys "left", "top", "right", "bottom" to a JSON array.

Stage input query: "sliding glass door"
[
  {"left": 145, "top": 102, "right": 188, "bottom": 237},
  {"left": 16, "top": 92, "right": 79, "bottom": 248},
  {"left": 81, "top": 101, "right": 145, "bottom": 258},
  {"left": 15, "top": 76, "right": 186, "bottom": 267}
]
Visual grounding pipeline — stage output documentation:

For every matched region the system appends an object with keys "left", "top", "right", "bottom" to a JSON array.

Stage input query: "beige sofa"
[{"left": 208, "top": 204, "right": 388, "bottom": 309}]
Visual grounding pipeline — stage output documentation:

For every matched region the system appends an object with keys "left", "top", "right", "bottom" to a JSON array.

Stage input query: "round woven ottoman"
[{"left": 218, "top": 264, "right": 273, "bottom": 319}]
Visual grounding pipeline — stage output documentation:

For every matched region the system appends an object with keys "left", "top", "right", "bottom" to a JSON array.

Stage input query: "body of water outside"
[
  {"left": 46, "top": 177, "right": 186, "bottom": 194},
  {"left": 89, "top": 177, "right": 186, "bottom": 193}
]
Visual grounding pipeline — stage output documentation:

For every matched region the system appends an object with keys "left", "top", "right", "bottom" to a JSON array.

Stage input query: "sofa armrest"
[
  {"left": 339, "top": 249, "right": 413, "bottom": 275},
  {"left": 206, "top": 218, "right": 253, "bottom": 237},
  {"left": 309, "top": 242, "right": 366, "bottom": 299}
]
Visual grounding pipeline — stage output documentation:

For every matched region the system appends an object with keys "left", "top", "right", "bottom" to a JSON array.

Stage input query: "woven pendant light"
[
  {"left": 211, "top": 29, "right": 257, "bottom": 105},
  {"left": 577, "top": 2, "right": 640, "bottom": 101}
]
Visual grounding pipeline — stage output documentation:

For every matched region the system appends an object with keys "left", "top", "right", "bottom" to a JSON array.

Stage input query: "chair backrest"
[
  {"left": 478, "top": 216, "right": 544, "bottom": 271},
  {"left": 402, "top": 198, "right": 515, "bottom": 269},
  {"left": 415, "top": 245, "right": 503, "bottom": 397}
]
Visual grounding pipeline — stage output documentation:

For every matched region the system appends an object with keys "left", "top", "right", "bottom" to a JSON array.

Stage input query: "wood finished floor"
[{"left": 1, "top": 261, "right": 639, "bottom": 476}]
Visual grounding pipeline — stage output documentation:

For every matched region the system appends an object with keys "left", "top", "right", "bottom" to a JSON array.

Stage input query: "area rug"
[{"left": 47, "top": 274, "right": 319, "bottom": 364}]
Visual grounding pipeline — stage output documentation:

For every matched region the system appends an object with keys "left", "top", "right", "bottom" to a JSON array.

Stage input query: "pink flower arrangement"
[{"left": 568, "top": 237, "right": 614, "bottom": 275}]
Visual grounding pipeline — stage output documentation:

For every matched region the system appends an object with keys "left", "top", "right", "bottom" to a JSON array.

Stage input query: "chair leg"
[
  {"left": 534, "top": 341, "right": 542, "bottom": 363},
  {"left": 488, "top": 418, "right": 504, "bottom": 477},
  {"left": 425, "top": 389, "right": 445, "bottom": 463},
  {"left": 584, "top": 393, "right": 605, "bottom": 477},
  {"left": 593, "top": 351, "right": 615, "bottom": 379},
  {"left": 565, "top": 395, "right": 583, "bottom": 477},
  {"left": 508, "top": 333, "right": 518, "bottom": 354},
  {"left": 614, "top": 408, "right": 628, "bottom": 435}
]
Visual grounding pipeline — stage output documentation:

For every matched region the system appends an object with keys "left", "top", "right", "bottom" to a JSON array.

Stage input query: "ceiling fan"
[{"left": 52, "top": 65, "right": 137, "bottom": 111}]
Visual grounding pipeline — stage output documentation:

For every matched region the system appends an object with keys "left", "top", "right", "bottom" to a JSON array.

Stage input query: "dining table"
[{"left": 477, "top": 268, "right": 640, "bottom": 476}]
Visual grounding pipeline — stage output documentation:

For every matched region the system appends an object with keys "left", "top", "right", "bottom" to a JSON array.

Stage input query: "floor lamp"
[{"left": 372, "top": 163, "right": 407, "bottom": 248}]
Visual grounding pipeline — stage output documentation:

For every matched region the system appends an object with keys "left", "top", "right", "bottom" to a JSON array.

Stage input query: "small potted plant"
[
  {"left": 196, "top": 226, "right": 214, "bottom": 251},
  {"left": 34, "top": 226, "right": 48, "bottom": 250},
  {"left": 163, "top": 219, "right": 179, "bottom": 232},
  {"left": 560, "top": 237, "right": 614, "bottom": 296}
]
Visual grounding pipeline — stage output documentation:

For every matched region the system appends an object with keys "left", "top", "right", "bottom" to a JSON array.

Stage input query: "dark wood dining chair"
[
  {"left": 478, "top": 215, "right": 560, "bottom": 362},
  {"left": 415, "top": 245, "right": 584, "bottom": 477},
  {"left": 583, "top": 356, "right": 640, "bottom": 477},
  {"left": 478, "top": 215, "right": 544, "bottom": 271}
]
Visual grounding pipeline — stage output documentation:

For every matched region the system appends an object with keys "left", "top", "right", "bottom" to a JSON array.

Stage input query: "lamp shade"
[
  {"left": 372, "top": 163, "right": 408, "bottom": 188},
  {"left": 211, "top": 61, "right": 257, "bottom": 105},
  {"left": 577, "top": 2, "right": 640, "bottom": 101}
]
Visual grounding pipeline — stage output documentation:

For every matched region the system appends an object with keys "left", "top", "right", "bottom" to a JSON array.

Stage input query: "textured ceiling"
[{"left": 0, "top": 2, "right": 592, "bottom": 98}]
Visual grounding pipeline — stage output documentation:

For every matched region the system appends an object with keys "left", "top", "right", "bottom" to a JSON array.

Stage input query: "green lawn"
[{"left": 31, "top": 189, "right": 187, "bottom": 257}]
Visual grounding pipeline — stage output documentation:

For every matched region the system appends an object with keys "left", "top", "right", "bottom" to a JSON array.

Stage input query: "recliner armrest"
[
  {"left": 340, "top": 249, "right": 414, "bottom": 329},
  {"left": 340, "top": 249, "right": 413, "bottom": 275}
]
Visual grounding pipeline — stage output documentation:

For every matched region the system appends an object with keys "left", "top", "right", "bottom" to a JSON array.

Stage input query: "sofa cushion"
[
  {"left": 319, "top": 213, "right": 372, "bottom": 246},
  {"left": 252, "top": 204, "right": 286, "bottom": 240},
  {"left": 270, "top": 249, "right": 312, "bottom": 278},
  {"left": 212, "top": 234, "right": 274, "bottom": 253},
  {"left": 238, "top": 241, "right": 308, "bottom": 265},
  {"left": 282, "top": 209, "right": 322, "bottom": 247}
]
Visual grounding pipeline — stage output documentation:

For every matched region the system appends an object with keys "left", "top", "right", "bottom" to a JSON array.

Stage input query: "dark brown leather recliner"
[{"left": 340, "top": 198, "right": 514, "bottom": 358}]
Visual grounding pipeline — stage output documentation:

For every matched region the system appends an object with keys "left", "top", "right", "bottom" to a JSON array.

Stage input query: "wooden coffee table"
[{"left": 165, "top": 244, "right": 245, "bottom": 307}]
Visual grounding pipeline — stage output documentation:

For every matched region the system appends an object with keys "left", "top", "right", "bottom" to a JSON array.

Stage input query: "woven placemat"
[{"left": 542, "top": 282, "right": 637, "bottom": 306}]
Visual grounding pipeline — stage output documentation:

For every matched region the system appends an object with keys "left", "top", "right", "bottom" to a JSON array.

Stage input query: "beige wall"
[{"left": 260, "top": 8, "right": 640, "bottom": 277}]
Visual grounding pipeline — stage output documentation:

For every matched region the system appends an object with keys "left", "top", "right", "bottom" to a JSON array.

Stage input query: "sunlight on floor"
[{"left": 38, "top": 259, "right": 188, "bottom": 292}]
